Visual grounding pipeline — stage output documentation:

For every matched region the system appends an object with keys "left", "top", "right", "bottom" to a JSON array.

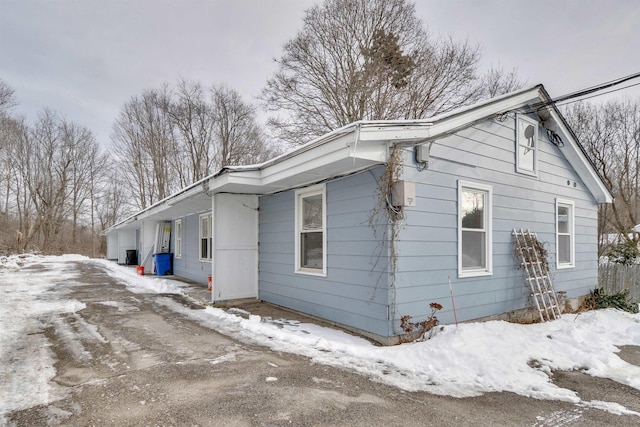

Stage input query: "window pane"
[
  {"left": 302, "top": 194, "right": 323, "bottom": 230},
  {"left": 201, "top": 238, "right": 208, "bottom": 259},
  {"left": 301, "top": 232, "right": 323, "bottom": 269},
  {"left": 558, "top": 235, "right": 571, "bottom": 263},
  {"left": 557, "top": 206, "right": 569, "bottom": 233},
  {"left": 201, "top": 217, "right": 209, "bottom": 237},
  {"left": 461, "top": 190, "right": 485, "bottom": 229},
  {"left": 462, "top": 230, "right": 486, "bottom": 269},
  {"left": 518, "top": 145, "right": 534, "bottom": 170}
]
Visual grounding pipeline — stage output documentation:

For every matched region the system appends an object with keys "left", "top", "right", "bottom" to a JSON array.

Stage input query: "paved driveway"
[{"left": 3, "top": 260, "right": 640, "bottom": 426}]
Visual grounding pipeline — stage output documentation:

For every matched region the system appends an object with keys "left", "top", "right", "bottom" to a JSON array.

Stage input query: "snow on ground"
[
  {"left": 2, "top": 255, "right": 640, "bottom": 421},
  {"left": 0, "top": 254, "right": 88, "bottom": 422},
  {"left": 160, "top": 298, "right": 640, "bottom": 407},
  {"left": 91, "top": 258, "right": 189, "bottom": 294}
]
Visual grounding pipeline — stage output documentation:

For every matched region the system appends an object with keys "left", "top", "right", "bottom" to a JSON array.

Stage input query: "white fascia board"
[
  {"left": 209, "top": 170, "right": 263, "bottom": 193},
  {"left": 137, "top": 183, "right": 207, "bottom": 221},
  {"left": 357, "top": 88, "right": 542, "bottom": 143},
  {"left": 208, "top": 131, "right": 386, "bottom": 194},
  {"left": 104, "top": 179, "right": 210, "bottom": 233},
  {"left": 258, "top": 133, "right": 382, "bottom": 189},
  {"left": 357, "top": 123, "right": 433, "bottom": 142}
]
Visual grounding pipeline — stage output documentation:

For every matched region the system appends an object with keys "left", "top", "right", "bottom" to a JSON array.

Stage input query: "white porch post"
[
  {"left": 140, "top": 220, "right": 157, "bottom": 273},
  {"left": 212, "top": 193, "right": 259, "bottom": 302},
  {"left": 210, "top": 193, "right": 216, "bottom": 304}
]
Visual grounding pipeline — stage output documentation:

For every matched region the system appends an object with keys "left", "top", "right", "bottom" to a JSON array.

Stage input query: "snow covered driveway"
[{"left": 1, "top": 255, "right": 640, "bottom": 426}]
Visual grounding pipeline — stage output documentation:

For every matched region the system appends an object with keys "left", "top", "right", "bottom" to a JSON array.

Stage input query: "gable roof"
[{"left": 105, "top": 84, "right": 613, "bottom": 233}]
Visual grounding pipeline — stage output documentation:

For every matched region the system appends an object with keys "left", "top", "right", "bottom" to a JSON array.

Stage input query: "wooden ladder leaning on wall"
[{"left": 512, "top": 228, "right": 562, "bottom": 322}]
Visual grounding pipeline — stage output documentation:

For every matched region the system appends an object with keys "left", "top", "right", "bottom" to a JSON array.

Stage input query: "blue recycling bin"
[{"left": 153, "top": 253, "right": 173, "bottom": 276}]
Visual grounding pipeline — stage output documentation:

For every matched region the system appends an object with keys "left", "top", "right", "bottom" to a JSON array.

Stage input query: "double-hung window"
[
  {"left": 174, "top": 219, "right": 182, "bottom": 259},
  {"left": 516, "top": 115, "right": 538, "bottom": 176},
  {"left": 199, "top": 213, "right": 212, "bottom": 262},
  {"left": 458, "top": 181, "right": 492, "bottom": 277},
  {"left": 556, "top": 199, "right": 575, "bottom": 268},
  {"left": 295, "top": 184, "right": 326, "bottom": 275}
]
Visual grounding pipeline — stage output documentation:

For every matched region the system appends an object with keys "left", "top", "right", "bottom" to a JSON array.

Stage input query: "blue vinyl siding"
[
  {"left": 259, "top": 168, "right": 392, "bottom": 336},
  {"left": 261, "top": 114, "right": 602, "bottom": 339},
  {"left": 394, "top": 115, "right": 599, "bottom": 331},
  {"left": 171, "top": 213, "right": 211, "bottom": 284}
]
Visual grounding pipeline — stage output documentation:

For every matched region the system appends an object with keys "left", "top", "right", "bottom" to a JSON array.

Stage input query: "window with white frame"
[
  {"left": 199, "top": 213, "right": 212, "bottom": 262},
  {"left": 295, "top": 184, "right": 326, "bottom": 275},
  {"left": 174, "top": 219, "right": 182, "bottom": 259},
  {"left": 458, "top": 181, "right": 492, "bottom": 277},
  {"left": 516, "top": 115, "right": 538, "bottom": 176},
  {"left": 556, "top": 199, "right": 575, "bottom": 268}
]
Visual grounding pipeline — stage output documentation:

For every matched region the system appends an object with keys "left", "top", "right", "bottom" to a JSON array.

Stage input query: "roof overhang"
[
  {"left": 104, "top": 126, "right": 388, "bottom": 233},
  {"left": 104, "top": 84, "right": 612, "bottom": 235},
  {"left": 209, "top": 130, "right": 387, "bottom": 195},
  {"left": 535, "top": 89, "right": 614, "bottom": 204}
]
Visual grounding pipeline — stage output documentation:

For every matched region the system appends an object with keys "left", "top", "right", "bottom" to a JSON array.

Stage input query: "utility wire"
[
  {"left": 552, "top": 71, "right": 640, "bottom": 104},
  {"left": 554, "top": 81, "right": 640, "bottom": 108},
  {"left": 527, "top": 71, "right": 640, "bottom": 112}
]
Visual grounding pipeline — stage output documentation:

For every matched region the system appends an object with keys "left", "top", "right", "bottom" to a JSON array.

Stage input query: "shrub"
[
  {"left": 607, "top": 238, "right": 640, "bottom": 265},
  {"left": 400, "top": 302, "right": 443, "bottom": 342},
  {"left": 582, "top": 287, "right": 639, "bottom": 314}
]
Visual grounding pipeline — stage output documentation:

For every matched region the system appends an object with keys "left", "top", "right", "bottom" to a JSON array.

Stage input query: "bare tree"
[
  {"left": 95, "top": 170, "right": 128, "bottom": 254},
  {"left": 10, "top": 110, "right": 67, "bottom": 251},
  {"left": 481, "top": 65, "right": 525, "bottom": 99},
  {"left": 565, "top": 100, "right": 640, "bottom": 256},
  {"left": 109, "top": 81, "right": 276, "bottom": 215},
  {"left": 211, "top": 84, "right": 275, "bottom": 168},
  {"left": 0, "top": 79, "right": 111, "bottom": 255},
  {"left": 60, "top": 120, "right": 107, "bottom": 245},
  {"left": 167, "top": 80, "right": 216, "bottom": 186},
  {"left": 0, "top": 79, "right": 17, "bottom": 112},
  {"left": 261, "top": 0, "right": 522, "bottom": 144},
  {"left": 111, "top": 85, "right": 178, "bottom": 210},
  {"left": 0, "top": 115, "right": 21, "bottom": 216},
  {"left": 4, "top": 110, "right": 106, "bottom": 253}
]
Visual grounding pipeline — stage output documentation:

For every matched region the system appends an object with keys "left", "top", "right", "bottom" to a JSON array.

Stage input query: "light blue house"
[{"left": 105, "top": 85, "right": 612, "bottom": 344}]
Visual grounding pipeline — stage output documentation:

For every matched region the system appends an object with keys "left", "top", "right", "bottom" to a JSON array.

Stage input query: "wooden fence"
[{"left": 599, "top": 264, "right": 640, "bottom": 303}]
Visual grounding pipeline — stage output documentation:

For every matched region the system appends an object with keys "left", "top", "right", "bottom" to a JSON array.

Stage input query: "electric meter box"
[{"left": 391, "top": 180, "right": 416, "bottom": 207}]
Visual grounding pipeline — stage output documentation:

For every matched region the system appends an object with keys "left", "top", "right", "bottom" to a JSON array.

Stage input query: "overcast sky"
[{"left": 1, "top": 0, "right": 639, "bottom": 147}]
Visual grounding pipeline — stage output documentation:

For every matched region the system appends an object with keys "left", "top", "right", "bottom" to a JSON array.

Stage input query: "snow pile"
[
  {"left": 158, "top": 297, "right": 640, "bottom": 405},
  {"left": 0, "top": 253, "right": 39, "bottom": 269},
  {"left": 91, "top": 258, "right": 188, "bottom": 294}
]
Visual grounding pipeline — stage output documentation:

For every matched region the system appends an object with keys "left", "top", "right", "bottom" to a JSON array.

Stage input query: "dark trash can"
[
  {"left": 125, "top": 249, "right": 137, "bottom": 266},
  {"left": 153, "top": 253, "right": 173, "bottom": 276}
]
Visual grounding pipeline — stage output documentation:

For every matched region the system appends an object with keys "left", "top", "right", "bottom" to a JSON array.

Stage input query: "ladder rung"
[{"left": 513, "top": 228, "right": 561, "bottom": 322}]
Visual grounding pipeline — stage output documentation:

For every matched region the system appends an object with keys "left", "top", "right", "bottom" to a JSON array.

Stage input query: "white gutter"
[{"left": 104, "top": 83, "right": 611, "bottom": 234}]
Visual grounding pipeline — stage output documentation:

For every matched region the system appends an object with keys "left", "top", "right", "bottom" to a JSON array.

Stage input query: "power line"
[
  {"left": 528, "top": 71, "right": 640, "bottom": 112},
  {"left": 555, "top": 81, "right": 640, "bottom": 108},
  {"left": 552, "top": 71, "right": 640, "bottom": 104}
]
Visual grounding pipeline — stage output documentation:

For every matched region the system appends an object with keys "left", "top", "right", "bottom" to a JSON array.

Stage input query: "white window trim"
[
  {"left": 556, "top": 199, "right": 575, "bottom": 269},
  {"left": 457, "top": 180, "right": 493, "bottom": 278},
  {"left": 516, "top": 114, "right": 539, "bottom": 177},
  {"left": 174, "top": 219, "right": 182, "bottom": 259},
  {"left": 294, "top": 184, "right": 327, "bottom": 277},
  {"left": 199, "top": 212, "right": 212, "bottom": 262}
]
